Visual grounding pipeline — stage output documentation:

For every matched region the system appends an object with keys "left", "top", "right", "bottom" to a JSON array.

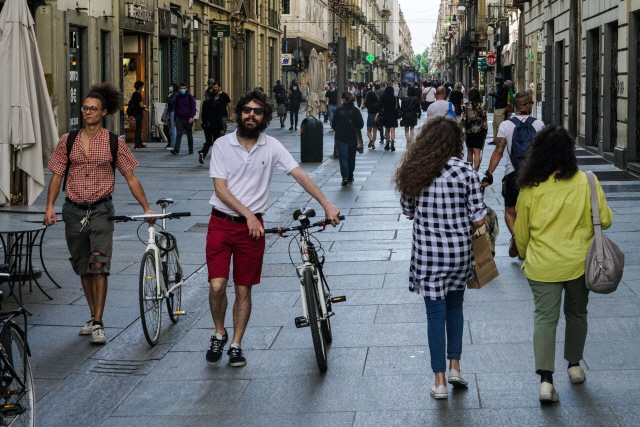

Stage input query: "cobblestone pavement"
[{"left": 5, "top": 109, "right": 640, "bottom": 426}]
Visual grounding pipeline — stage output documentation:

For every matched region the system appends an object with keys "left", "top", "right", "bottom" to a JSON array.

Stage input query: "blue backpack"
[
  {"left": 508, "top": 116, "right": 537, "bottom": 170},
  {"left": 445, "top": 102, "right": 457, "bottom": 120}
]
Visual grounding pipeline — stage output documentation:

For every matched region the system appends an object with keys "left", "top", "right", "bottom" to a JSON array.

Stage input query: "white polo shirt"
[
  {"left": 422, "top": 87, "right": 436, "bottom": 102},
  {"left": 209, "top": 130, "right": 299, "bottom": 215}
]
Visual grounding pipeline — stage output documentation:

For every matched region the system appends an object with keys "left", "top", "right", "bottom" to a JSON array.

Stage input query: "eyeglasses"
[
  {"left": 242, "top": 107, "right": 264, "bottom": 115},
  {"left": 81, "top": 106, "right": 101, "bottom": 114}
]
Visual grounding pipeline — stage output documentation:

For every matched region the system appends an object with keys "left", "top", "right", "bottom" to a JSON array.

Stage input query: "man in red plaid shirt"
[{"left": 44, "top": 83, "right": 155, "bottom": 344}]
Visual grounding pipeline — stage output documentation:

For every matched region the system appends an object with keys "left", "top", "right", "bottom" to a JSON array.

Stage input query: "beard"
[{"left": 236, "top": 116, "right": 267, "bottom": 139}]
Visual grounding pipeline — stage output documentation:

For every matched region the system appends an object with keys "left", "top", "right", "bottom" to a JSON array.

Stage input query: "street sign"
[
  {"left": 329, "top": 61, "right": 334, "bottom": 68},
  {"left": 281, "top": 54, "right": 292, "bottom": 66},
  {"left": 486, "top": 54, "right": 497, "bottom": 66},
  {"left": 479, "top": 51, "right": 494, "bottom": 57},
  {"left": 210, "top": 24, "right": 230, "bottom": 38},
  {"left": 366, "top": 54, "right": 375, "bottom": 63}
]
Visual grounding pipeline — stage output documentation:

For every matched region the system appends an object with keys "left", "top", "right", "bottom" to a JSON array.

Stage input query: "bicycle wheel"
[
  {"left": 0, "top": 325, "right": 35, "bottom": 427},
  {"left": 318, "top": 267, "right": 332, "bottom": 343},
  {"left": 303, "top": 268, "right": 327, "bottom": 372},
  {"left": 140, "top": 251, "right": 162, "bottom": 346},
  {"left": 165, "top": 246, "right": 182, "bottom": 324}
]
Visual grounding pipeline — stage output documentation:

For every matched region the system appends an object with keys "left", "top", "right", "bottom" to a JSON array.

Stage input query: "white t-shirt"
[
  {"left": 422, "top": 87, "right": 436, "bottom": 102},
  {"left": 496, "top": 115, "right": 545, "bottom": 175},
  {"left": 209, "top": 130, "right": 299, "bottom": 215},
  {"left": 426, "top": 100, "right": 451, "bottom": 118}
]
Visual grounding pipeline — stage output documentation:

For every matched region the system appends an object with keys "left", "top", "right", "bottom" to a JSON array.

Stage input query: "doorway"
[{"left": 123, "top": 34, "right": 147, "bottom": 143}]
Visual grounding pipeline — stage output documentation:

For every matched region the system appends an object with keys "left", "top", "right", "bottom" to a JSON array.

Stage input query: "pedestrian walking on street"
[
  {"left": 375, "top": 82, "right": 387, "bottom": 145},
  {"left": 325, "top": 81, "right": 338, "bottom": 131},
  {"left": 163, "top": 83, "right": 179, "bottom": 151},
  {"left": 378, "top": 85, "right": 398, "bottom": 151},
  {"left": 449, "top": 83, "right": 464, "bottom": 122},
  {"left": 422, "top": 81, "right": 436, "bottom": 112},
  {"left": 395, "top": 116, "right": 487, "bottom": 400},
  {"left": 363, "top": 89, "right": 380, "bottom": 149},
  {"left": 514, "top": 126, "right": 613, "bottom": 403},
  {"left": 274, "top": 80, "right": 287, "bottom": 128},
  {"left": 126, "top": 81, "right": 147, "bottom": 149},
  {"left": 505, "top": 80, "right": 515, "bottom": 120},
  {"left": 171, "top": 83, "right": 196, "bottom": 155},
  {"left": 488, "top": 74, "right": 509, "bottom": 144},
  {"left": 427, "top": 87, "right": 454, "bottom": 120},
  {"left": 198, "top": 85, "right": 226, "bottom": 164},
  {"left": 401, "top": 86, "right": 420, "bottom": 144},
  {"left": 44, "top": 83, "right": 156, "bottom": 345},
  {"left": 482, "top": 91, "right": 544, "bottom": 257},
  {"left": 288, "top": 81, "right": 302, "bottom": 131},
  {"left": 332, "top": 91, "right": 364, "bottom": 186},
  {"left": 461, "top": 88, "right": 488, "bottom": 171},
  {"left": 205, "top": 90, "right": 341, "bottom": 367}
]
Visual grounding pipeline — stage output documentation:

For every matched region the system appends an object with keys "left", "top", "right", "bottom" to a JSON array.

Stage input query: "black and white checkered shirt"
[{"left": 401, "top": 157, "right": 487, "bottom": 300}]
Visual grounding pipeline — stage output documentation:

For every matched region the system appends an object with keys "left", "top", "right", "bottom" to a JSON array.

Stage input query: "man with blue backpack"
[
  {"left": 426, "top": 87, "right": 457, "bottom": 120},
  {"left": 481, "top": 92, "right": 545, "bottom": 258}
]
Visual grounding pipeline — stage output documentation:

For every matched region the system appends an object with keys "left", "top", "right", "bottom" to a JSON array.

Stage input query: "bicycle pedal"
[
  {"left": 173, "top": 311, "right": 186, "bottom": 315},
  {"left": 330, "top": 296, "right": 346, "bottom": 303},
  {"left": 294, "top": 316, "right": 310, "bottom": 328},
  {"left": 0, "top": 403, "right": 24, "bottom": 417}
]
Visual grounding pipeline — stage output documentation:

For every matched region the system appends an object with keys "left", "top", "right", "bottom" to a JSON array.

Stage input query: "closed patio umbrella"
[
  {"left": 306, "top": 49, "right": 319, "bottom": 117},
  {"left": 0, "top": 0, "right": 58, "bottom": 205}
]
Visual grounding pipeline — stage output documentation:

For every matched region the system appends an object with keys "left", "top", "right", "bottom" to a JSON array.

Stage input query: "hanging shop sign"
[
  {"left": 120, "top": 0, "right": 154, "bottom": 33},
  {"left": 211, "top": 24, "right": 230, "bottom": 38}
]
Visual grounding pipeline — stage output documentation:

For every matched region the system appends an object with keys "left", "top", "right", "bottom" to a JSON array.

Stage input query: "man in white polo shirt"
[{"left": 206, "top": 90, "right": 341, "bottom": 367}]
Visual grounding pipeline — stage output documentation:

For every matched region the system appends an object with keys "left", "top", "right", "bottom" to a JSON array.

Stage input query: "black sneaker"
[
  {"left": 188, "top": 150, "right": 194, "bottom": 154},
  {"left": 228, "top": 346, "right": 247, "bottom": 367},
  {"left": 341, "top": 179, "right": 349, "bottom": 186},
  {"left": 206, "top": 330, "right": 228, "bottom": 365},
  {"left": 198, "top": 152, "right": 204, "bottom": 164},
  {"left": 170, "top": 150, "right": 179, "bottom": 155}
]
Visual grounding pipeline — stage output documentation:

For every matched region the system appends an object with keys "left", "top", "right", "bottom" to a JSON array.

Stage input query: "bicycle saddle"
[
  {"left": 293, "top": 208, "right": 315, "bottom": 220},
  {"left": 156, "top": 198, "right": 174, "bottom": 205}
]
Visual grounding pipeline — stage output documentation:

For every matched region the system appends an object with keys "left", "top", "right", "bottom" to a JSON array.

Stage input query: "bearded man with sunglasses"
[{"left": 205, "top": 90, "right": 341, "bottom": 367}]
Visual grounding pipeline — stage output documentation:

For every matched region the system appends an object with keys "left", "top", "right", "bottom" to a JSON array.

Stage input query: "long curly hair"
[
  {"left": 395, "top": 116, "right": 464, "bottom": 197},
  {"left": 85, "top": 82, "right": 123, "bottom": 115},
  {"left": 234, "top": 89, "right": 274, "bottom": 127},
  {"left": 516, "top": 125, "right": 578, "bottom": 189}
]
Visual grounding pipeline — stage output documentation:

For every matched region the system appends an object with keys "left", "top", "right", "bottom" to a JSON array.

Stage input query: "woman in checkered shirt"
[{"left": 395, "top": 116, "right": 487, "bottom": 400}]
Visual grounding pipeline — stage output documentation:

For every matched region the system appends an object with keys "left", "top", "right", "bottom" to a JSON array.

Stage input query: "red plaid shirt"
[{"left": 48, "top": 128, "right": 138, "bottom": 203}]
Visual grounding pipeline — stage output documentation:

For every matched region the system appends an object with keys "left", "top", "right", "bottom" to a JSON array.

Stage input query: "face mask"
[
  {"left": 331, "top": 88, "right": 335, "bottom": 92},
  {"left": 168, "top": 87, "right": 173, "bottom": 93},
  {"left": 179, "top": 89, "right": 186, "bottom": 95},
  {"left": 293, "top": 87, "right": 297, "bottom": 91},
  {"left": 141, "top": 88, "right": 144, "bottom": 92}
]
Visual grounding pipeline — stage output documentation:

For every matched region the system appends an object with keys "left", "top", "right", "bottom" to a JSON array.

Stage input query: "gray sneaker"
[
  {"left": 79, "top": 318, "right": 94, "bottom": 335},
  {"left": 91, "top": 324, "right": 106, "bottom": 344}
]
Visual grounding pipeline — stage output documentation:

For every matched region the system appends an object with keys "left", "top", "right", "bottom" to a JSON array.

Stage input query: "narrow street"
[{"left": 4, "top": 110, "right": 640, "bottom": 426}]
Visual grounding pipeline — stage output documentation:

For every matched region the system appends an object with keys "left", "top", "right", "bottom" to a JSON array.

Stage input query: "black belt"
[
  {"left": 211, "top": 208, "right": 262, "bottom": 223},
  {"left": 65, "top": 195, "right": 112, "bottom": 210}
]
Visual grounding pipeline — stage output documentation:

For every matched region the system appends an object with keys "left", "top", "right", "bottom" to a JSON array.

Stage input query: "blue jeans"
[
  {"left": 328, "top": 104, "right": 337, "bottom": 127},
  {"left": 336, "top": 139, "right": 356, "bottom": 180},
  {"left": 169, "top": 112, "right": 177, "bottom": 147},
  {"left": 424, "top": 289, "right": 465, "bottom": 373}
]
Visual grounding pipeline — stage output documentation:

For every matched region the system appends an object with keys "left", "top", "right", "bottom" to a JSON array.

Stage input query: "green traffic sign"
[{"left": 366, "top": 54, "right": 375, "bottom": 63}]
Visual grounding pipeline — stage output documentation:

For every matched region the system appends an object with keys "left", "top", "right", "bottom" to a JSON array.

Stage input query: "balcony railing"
[{"left": 268, "top": 8, "right": 279, "bottom": 28}]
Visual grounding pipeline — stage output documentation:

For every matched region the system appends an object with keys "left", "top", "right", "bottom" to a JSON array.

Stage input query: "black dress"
[
  {"left": 401, "top": 96, "right": 420, "bottom": 127},
  {"left": 380, "top": 95, "right": 398, "bottom": 128}
]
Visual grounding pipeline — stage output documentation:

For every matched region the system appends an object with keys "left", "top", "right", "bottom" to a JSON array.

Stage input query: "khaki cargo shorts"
[{"left": 63, "top": 200, "right": 115, "bottom": 276}]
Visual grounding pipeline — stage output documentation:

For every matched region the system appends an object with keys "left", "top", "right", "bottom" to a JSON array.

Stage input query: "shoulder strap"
[
  {"left": 508, "top": 117, "right": 521, "bottom": 127},
  {"left": 524, "top": 116, "right": 536, "bottom": 125},
  {"left": 586, "top": 171, "right": 605, "bottom": 263},
  {"left": 62, "top": 131, "right": 79, "bottom": 192},
  {"left": 109, "top": 132, "right": 118, "bottom": 172}
]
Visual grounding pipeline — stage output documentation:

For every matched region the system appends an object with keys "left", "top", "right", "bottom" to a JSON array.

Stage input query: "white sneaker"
[
  {"left": 567, "top": 366, "right": 586, "bottom": 384},
  {"left": 539, "top": 382, "right": 559, "bottom": 402},
  {"left": 329, "top": 129, "right": 334, "bottom": 133},
  {"left": 448, "top": 369, "right": 468, "bottom": 387},
  {"left": 91, "top": 324, "right": 106, "bottom": 345},
  {"left": 79, "top": 318, "right": 94, "bottom": 335},
  {"left": 430, "top": 383, "right": 448, "bottom": 399}
]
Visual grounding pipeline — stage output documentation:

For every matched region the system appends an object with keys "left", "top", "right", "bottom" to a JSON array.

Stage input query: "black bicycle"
[
  {"left": 264, "top": 209, "right": 346, "bottom": 371},
  {"left": 0, "top": 268, "right": 34, "bottom": 427}
]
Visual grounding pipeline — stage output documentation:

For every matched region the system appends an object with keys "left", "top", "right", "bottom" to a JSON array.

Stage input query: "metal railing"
[{"left": 268, "top": 8, "right": 279, "bottom": 28}]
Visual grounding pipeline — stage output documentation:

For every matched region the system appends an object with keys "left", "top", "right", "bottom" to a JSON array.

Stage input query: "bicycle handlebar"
[
  {"left": 264, "top": 215, "right": 345, "bottom": 235},
  {"left": 108, "top": 212, "right": 191, "bottom": 222}
]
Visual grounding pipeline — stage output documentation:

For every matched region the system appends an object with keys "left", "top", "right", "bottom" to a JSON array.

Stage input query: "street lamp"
[{"left": 351, "top": 20, "right": 356, "bottom": 30}]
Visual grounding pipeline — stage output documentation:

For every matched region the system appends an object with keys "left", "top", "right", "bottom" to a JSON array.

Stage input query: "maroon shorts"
[{"left": 206, "top": 214, "right": 266, "bottom": 286}]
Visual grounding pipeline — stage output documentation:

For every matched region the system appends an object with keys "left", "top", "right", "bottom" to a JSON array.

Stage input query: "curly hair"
[
  {"left": 516, "top": 125, "right": 578, "bottom": 189},
  {"left": 85, "top": 82, "right": 123, "bottom": 115},
  {"left": 234, "top": 90, "right": 274, "bottom": 127},
  {"left": 394, "top": 116, "right": 464, "bottom": 197}
]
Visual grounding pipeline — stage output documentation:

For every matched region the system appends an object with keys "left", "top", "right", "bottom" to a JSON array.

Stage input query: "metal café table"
[{"left": 0, "top": 221, "right": 51, "bottom": 309}]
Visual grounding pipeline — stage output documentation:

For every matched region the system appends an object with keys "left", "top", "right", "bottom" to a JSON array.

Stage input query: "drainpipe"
[{"left": 568, "top": 0, "right": 580, "bottom": 138}]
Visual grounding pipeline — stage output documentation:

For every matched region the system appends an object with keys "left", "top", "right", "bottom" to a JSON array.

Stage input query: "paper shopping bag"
[{"left": 467, "top": 229, "right": 499, "bottom": 289}]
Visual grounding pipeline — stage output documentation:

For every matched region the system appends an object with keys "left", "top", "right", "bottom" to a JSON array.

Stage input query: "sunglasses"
[{"left": 242, "top": 107, "right": 264, "bottom": 115}]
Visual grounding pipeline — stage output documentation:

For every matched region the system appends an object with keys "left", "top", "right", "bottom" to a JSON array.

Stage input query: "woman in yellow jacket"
[{"left": 514, "top": 126, "right": 612, "bottom": 403}]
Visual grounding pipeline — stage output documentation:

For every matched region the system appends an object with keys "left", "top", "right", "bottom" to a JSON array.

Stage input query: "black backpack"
[
  {"left": 63, "top": 131, "right": 119, "bottom": 191},
  {"left": 126, "top": 96, "right": 138, "bottom": 117}
]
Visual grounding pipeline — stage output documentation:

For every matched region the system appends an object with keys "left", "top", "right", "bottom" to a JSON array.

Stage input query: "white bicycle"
[
  {"left": 264, "top": 209, "right": 346, "bottom": 371},
  {"left": 109, "top": 198, "right": 191, "bottom": 346}
]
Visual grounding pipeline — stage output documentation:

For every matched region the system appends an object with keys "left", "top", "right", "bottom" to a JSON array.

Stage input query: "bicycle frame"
[{"left": 296, "top": 229, "right": 329, "bottom": 324}]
